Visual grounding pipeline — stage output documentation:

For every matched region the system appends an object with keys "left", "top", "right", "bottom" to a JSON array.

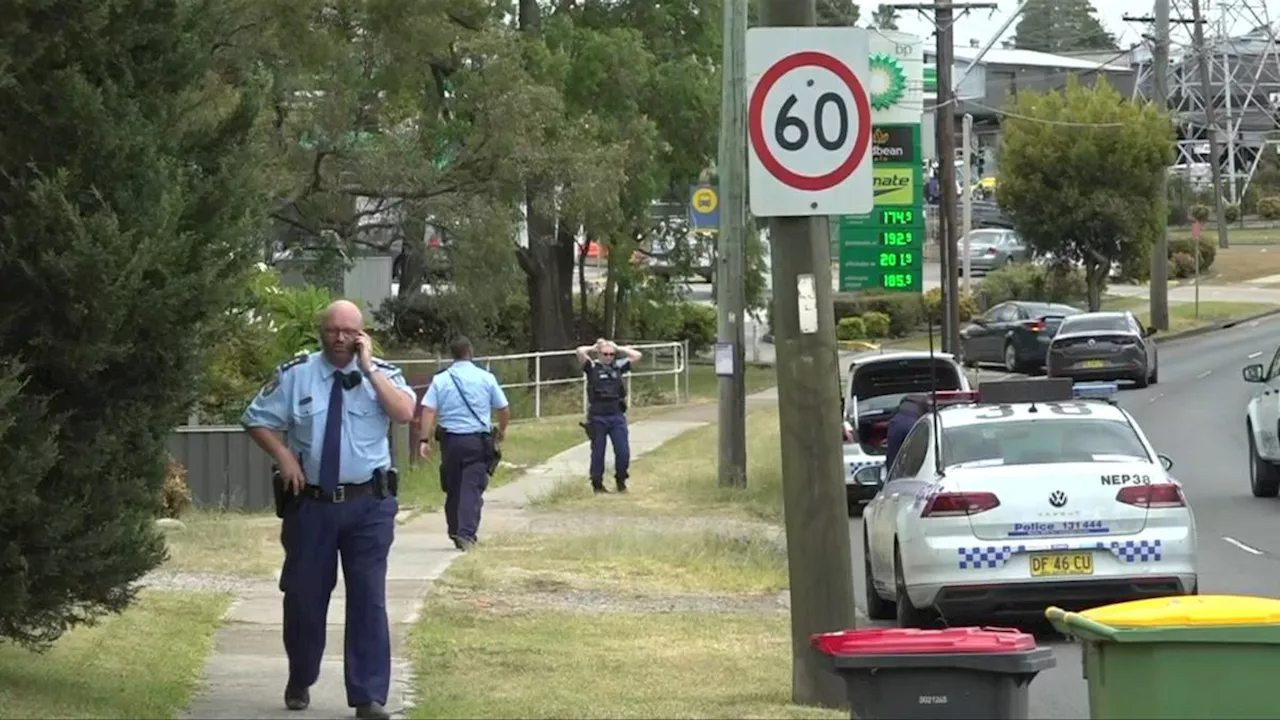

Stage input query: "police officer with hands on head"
[
  {"left": 417, "top": 336, "right": 510, "bottom": 552},
  {"left": 241, "top": 300, "right": 417, "bottom": 720},
  {"left": 576, "top": 338, "right": 642, "bottom": 494}
]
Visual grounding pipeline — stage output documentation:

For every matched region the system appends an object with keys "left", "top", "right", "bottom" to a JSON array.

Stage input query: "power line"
[{"left": 961, "top": 101, "right": 1131, "bottom": 127}]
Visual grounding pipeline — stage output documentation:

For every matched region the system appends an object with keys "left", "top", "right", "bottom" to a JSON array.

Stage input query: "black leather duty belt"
[{"left": 300, "top": 480, "right": 376, "bottom": 503}]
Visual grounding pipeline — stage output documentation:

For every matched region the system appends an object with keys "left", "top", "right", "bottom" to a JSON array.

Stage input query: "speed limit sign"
[{"left": 746, "top": 28, "right": 874, "bottom": 217}]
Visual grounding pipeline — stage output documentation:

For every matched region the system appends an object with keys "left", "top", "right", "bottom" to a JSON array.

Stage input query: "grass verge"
[
  {"left": 1169, "top": 224, "right": 1280, "bottom": 245},
  {"left": 1202, "top": 246, "right": 1280, "bottom": 284},
  {"left": 405, "top": 406, "right": 842, "bottom": 719},
  {"left": 162, "top": 510, "right": 282, "bottom": 577},
  {"left": 408, "top": 606, "right": 839, "bottom": 720},
  {"left": 1101, "top": 298, "right": 1275, "bottom": 334},
  {"left": 535, "top": 408, "right": 785, "bottom": 522},
  {"left": 0, "top": 590, "right": 230, "bottom": 719}
]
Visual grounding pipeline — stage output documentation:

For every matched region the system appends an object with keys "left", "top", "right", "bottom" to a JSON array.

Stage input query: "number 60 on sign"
[{"left": 746, "top": 28, "right": 875, "bottom": 218}]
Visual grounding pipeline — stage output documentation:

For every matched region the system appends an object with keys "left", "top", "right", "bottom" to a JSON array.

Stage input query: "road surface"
[{"left": 847, "top": 313, "right": 1280, "bottom": 718}]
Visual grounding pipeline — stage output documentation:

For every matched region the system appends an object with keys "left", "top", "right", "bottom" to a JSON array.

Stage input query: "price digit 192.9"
[{"left": 774, "top": 93, "right": 849, "bottom": 152}]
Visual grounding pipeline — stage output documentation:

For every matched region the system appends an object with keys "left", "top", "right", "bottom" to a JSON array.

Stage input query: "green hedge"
[{"left": 1168, "top": 237, "right": 1215, "bottom": 272}]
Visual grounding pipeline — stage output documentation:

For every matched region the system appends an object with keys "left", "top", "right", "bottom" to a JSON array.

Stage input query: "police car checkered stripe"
[
  {"left": 957, "top": 545, "right": 1027, "bottom": 569},
  {"left": 1096, "top": 539, "right": 1162, "bottom": 563}
]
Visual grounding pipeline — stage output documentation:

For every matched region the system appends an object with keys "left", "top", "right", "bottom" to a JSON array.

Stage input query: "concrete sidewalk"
[{"left": 181, "top": 391, "right": 776, "bottom": 719}]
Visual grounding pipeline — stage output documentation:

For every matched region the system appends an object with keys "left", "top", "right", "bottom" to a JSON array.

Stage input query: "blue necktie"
[{"left": 318, "top": 371, "right": 344, "bottom": 492}]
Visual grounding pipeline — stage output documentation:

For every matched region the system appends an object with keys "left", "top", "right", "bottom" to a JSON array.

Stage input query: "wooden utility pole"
[
  {"left": 1190, "top": 0, "right": 1231, "bottom": 249},
  {"left": 1152, "top": 0, "right": 1172, "bottom": 330},
  {"left": 895, "top": 0, "right": 996, "bottom": 351},
  {"left": 758, "top": 0, "right": 856, "bottom": 708},
  {"left": 935, "top": 1, "right": 961, "bottom": 353},
  {"left": 716, "top": 0, "right": 749, "bottom": 488}
]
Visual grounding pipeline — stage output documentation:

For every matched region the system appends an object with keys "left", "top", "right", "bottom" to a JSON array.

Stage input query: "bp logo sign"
[{"left": 868, "top": 53, "right": 909, "bottom": 111}]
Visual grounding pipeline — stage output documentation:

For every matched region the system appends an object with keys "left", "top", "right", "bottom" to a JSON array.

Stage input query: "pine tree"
[
  {"left": 1014, "top": 0, "right": 1117, "bottom": 53},
  {"left": 0, "top": 0, "right": 270, "bottom": 647}
]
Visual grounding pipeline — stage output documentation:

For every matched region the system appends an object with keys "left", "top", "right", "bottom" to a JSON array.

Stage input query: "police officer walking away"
[
  {"left": 417, "top": 336, "right": 510, "bottom": 551},
  {"left": 241, "top": 300, "right": 417, "bottom": 720},
  {"left": 576, "top": 338, "right": 643, "bottom": 494}
]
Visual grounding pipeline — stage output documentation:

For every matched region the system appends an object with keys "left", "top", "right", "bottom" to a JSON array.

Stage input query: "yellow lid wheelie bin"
[{"left": 1047, "top": 595, "right": 1280, "bottom": 719}]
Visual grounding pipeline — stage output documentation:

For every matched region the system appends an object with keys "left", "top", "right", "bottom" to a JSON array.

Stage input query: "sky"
[{"left": 892, "top": 0, "right": 1280, "bottom": 52}]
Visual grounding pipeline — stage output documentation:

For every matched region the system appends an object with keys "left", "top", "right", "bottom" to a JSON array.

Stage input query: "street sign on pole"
[
  {"left": 746, "top": 28, "right": 874, "bottom": 217},
  {"left": 689, "top": 184, "right": 721, "bottom": 233}
]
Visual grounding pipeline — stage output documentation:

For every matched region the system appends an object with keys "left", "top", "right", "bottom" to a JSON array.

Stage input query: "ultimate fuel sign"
[{"left": 834, "top": 32, "right": 925, "bottom": 294}]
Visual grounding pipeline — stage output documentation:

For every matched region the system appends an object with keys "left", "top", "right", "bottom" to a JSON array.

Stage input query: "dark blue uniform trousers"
[
  {"left": 442, "top": 433, "right": 489, "bottom": 542},
  {"left": 279, "top": 490, "right": 397, "bottom": 708},
  {"left": 589, "top": 413, "right": 630, "bottom": 483}
]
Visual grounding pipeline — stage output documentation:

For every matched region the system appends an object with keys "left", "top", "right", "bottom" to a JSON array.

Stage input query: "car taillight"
[
  {"left": 921, "top": 492, "right": 1000, "bottom": 517},
  {"left": 1116, "top": 484, "right": 1185, "bottom": 508},
  {"left": 1025, "top": 320, "right": 1045, "bottom": 332}
]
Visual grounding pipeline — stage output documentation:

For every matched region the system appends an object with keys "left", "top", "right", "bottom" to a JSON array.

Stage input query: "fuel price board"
[{"left": 836, "top": 124, "right": 925, "bottom": 294}]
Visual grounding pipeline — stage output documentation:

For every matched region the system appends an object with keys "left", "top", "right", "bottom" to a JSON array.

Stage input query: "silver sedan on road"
[
  {"left": 1046, "top": 311, "right": 1160, "bottom": 388},
  {"left": 963, "top": 228, "right": 1028, "bottom": 274}
]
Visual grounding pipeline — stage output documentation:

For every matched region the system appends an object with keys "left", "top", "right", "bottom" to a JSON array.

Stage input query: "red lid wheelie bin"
[{"left": 811, "top": 627, "right": 1056, "bottom": 719}]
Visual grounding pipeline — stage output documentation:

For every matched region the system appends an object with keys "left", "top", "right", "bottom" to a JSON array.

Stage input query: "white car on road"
[
  {"left": 842, "top": 351, "right": 971, "bottom": 516},
  {"left": 1242, "top": 353, "right": 1280, "bottom": 497},
  {"left": 858, "top": 379, "right": 1198, "bottom": 627}
]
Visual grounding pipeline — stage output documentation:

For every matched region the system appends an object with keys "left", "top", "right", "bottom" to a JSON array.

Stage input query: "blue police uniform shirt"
[
  {"left": 421, "top": 360, "right": 509, "bottom": 434},
  {"left": 241, "top": 352, "right": 416, "bottom": 485}
]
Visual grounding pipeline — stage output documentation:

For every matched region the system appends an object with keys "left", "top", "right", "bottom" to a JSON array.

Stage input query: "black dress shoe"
[
  {"left": 285, "top": 685, "right": 310, "bottom": 711},
  {"left": 592, "top": 484, "right": 609, "bottom": 494},
  {"left": 355, "top": 702, "right": 391, "bottom": 719},
  {"left": 457, "top": 536, "right": 476, "bottom": 552},
  {"left": 615, "top": 481, "right": 628, "bottom": 493}
]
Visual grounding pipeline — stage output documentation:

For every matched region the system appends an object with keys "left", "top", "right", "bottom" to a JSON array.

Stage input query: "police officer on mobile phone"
[{"left": 241, "top": 300, "right": 417, "bottom": 720}]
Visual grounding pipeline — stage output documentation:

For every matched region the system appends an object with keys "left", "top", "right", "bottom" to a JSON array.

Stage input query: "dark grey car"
[{"left": 1046, "top": 312, "right": 1159, "bottom": 388}]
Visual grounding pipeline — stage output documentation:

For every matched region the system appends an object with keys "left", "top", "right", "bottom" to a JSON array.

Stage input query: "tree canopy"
[
  {"left": 0, "top": 0, "right": 272, "bottom": 645},
  {"left": 996, "top": 78, "right": 1173, "bottom": 310},
  {"left": 1013, "top": 0, "right": 1117, "bottom": 54}
]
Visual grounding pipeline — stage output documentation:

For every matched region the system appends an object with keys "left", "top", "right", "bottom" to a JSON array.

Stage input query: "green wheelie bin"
[{"left": 1047, "top": 595, "right": 1280, "bottom": 719}]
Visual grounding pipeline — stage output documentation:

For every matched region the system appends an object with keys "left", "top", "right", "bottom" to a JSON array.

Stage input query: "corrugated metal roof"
[{"left": 948, "top": 46, "right": 1133, "bottom": 73}]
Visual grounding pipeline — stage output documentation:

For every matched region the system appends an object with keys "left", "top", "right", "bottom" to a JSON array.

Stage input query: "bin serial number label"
[{"left": 918, "top": 695, "right": 949, "bottom": 705}]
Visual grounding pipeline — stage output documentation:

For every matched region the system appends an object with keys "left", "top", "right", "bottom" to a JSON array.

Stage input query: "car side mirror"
[
  {"left": 853, "top": 464, "right": 886, "bottom": 488},
  {"left": 1243, "top": 363, "right": 1267, "bottom": 383},
  {"left": 1158, "top": 454, "right": 1174, "bottom": 472},
  {"left": 971, "top": 317, "right": 987, "bottom": 326},
  {"left": 1145, "top": 326, "right": 1158, "bottom": 337}
]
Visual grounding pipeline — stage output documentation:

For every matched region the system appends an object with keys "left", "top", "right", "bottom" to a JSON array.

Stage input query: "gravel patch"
[
  {"left": 448, "top": 587, "right": 792, "bottom": 615},
  {"left": 136, "top": 570, "right": 261, "bottom": 595}
]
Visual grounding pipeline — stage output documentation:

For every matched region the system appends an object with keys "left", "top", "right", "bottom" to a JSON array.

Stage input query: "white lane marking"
[
  {"left": 1197, "top": 370, "right": 1212, "bottom": 379},
  {"left": 1223, "top": 536, "right": 1265, "bottom": 556},
  {"left": 1249, "top": 351, "right": 1263, "bottom": 359},
  {"left": 1148, "top": 393, "right": 1164, "bottom": 403}
]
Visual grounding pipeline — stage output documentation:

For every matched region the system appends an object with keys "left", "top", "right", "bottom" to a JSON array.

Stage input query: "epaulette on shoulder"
[
  {"left": 373, "top": 358, "right": 400, "bottom": 371},
  {"left": 279, "top": 354, "right": 309, "bottom": 373}
]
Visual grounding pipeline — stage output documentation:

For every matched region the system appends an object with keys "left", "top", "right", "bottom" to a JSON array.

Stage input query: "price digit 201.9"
[{"left": 774, "top": 93, "right": 850, "bottom": 152}]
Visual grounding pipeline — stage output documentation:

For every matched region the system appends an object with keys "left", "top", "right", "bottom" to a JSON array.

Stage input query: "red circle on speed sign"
[{"left": 748, "top": 51, "right": 873, "bottom": 192}]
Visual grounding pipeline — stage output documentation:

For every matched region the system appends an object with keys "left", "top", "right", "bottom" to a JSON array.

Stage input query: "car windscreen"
[
  {"left": 942, "top": 418, "right": 1151, "bottom": 468},
  {"left": 967, "top": 231, "right": 1004, "bottom": 245},
  {"left": 1059, "top": 315, "right": 1128, "bottom": 333}
]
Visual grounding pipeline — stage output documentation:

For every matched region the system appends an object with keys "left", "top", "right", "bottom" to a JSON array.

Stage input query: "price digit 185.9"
[{"left": 882, "top": 273, "right": 914, "bottom": 290}]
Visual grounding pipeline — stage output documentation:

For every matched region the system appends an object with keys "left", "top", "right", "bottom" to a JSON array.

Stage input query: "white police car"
[
  {"left": 857, "top": 378, "right": 1197, "bottom": 627},
  {"left": 843, "top": 350, "right": 971, "bottom": 516}
]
